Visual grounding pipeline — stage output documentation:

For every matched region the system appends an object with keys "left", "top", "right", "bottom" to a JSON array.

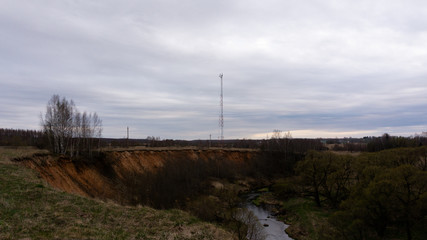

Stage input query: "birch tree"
[{"left": 41, "top": 94, "right": 102, "bottom": 158}]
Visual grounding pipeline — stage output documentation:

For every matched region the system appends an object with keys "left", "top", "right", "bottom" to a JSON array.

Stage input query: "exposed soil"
[
  {"left": 16, "top": 149, "right": 259, "bottom": 204},
  {"left": 1, "top": 147, "right": 236, "bottom": 239}
]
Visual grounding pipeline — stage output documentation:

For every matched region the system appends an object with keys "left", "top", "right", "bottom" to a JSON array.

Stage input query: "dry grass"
[
  {"left": 0, "top": 146, "right": 47, "bottom": 164},
  {"left": 0, "top": 147, "right": 234, "bottom": 240}
]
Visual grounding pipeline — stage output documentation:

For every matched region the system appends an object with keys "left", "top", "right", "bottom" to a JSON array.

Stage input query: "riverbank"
[
  {"left": 250, "top": 187, "right": 332, "bottom": 240},
  {"left": 244, "top": 192, "right": 293, "bottom": 240},
  {"left": 280, "top": 198, "right": 331, "bottom": 240}
]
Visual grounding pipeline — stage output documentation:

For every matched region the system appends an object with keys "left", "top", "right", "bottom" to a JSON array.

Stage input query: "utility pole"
[
  {"left": 126, "top": 126, "right": 129, "bottom": 148},
  {"left": 219, "top": 73, "right": 224, "bottom": 142}
]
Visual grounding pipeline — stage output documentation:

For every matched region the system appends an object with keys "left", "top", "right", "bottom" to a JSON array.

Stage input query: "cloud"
[{"left": 1, "top": 0, "right": 427, "bottom": 139}]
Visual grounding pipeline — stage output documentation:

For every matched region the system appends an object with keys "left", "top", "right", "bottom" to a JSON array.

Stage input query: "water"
[{"left": 243, "top": 193, "right": 293, "bottom": 240}]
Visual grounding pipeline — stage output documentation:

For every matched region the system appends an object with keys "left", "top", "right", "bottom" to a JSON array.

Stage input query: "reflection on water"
[{"left": 243, "top": 193, "right": 293, "bottom": 240}]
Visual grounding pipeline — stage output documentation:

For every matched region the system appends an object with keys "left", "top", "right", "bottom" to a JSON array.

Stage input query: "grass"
[
  {"left": 250, "top": 187, "right": 282, "bottom": 207},
  {"left": 0, "top": 146, "right": 48, "bottom": 164},
  {"left": 0, "top": 147, "right": 233, "bottom": 240},
  {"left": 257, "top": 187, "right": 269, "bottom": 193},
  {"left": 279, "top": 197, "right": 332, "bottom": 240}
]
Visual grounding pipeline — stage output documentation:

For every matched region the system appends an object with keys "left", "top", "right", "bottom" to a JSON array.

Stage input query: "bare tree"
[
  {"left": 41, "top": 94, "right": 102, "bottom": 158},
  {"left": 72, "top": 111, "right": 82, "bottom": 157},
  {"left": 88, "top": 112, "right": 102, "bottom": 157},
  {"left": 232, "top": 208, "right": 266, "bottom": 240},
  {"left": 42, "top": 95, "right": 76, "bottom": 155}
]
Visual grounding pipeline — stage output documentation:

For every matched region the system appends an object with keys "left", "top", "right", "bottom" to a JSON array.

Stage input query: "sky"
[{"left": 1, "top": 0, "right": 427, "bottom": 140}]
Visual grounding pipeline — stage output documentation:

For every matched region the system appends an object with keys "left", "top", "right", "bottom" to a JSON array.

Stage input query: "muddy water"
[{"left": 244, "top": 193, "right": 293, "bottom": 240}]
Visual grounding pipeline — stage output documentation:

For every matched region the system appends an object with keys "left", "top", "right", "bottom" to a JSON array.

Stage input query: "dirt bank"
[{"left": 17, "top": 149, "right": 259, "bottom": 204}]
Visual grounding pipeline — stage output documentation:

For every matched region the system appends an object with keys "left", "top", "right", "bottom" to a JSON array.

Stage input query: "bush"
[{"left": 272, "top": 178, "right": 299, "bottom": 200}]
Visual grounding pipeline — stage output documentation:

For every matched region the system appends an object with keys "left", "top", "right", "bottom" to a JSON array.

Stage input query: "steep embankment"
[
  {"left": 19, "top": 149, "right": 258, "bottom": 204},
  {"left": 1, "top": 147, "right": 235, "bottom": 239}
]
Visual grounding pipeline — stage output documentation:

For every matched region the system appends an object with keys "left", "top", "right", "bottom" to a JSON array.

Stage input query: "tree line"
[
  {"left": 40, "top": 95, "right": 102, "bottom": 158},
  {"left": 0, "top": 128, "right": 46, "bottom": 147},
  {"left": 366, "top": 133, "right": 427, "bottom": 152}
]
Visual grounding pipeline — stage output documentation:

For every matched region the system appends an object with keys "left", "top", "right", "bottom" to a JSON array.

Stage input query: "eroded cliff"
[{"left": 18, "top": 149, "right": 259, "bottom": 205}]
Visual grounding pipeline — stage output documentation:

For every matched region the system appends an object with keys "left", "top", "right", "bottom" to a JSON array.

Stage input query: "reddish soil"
[{"left": 19, "top": 149, "right": 258, "bottom": 203}]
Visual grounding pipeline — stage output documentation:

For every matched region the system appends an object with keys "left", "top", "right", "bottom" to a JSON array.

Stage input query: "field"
[{"left": 0, "top": 147, "right": 233, "bottom": 240}]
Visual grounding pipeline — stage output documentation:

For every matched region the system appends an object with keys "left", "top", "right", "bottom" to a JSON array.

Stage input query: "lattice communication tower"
[{"left": 219, "top": 73, "right": 224, "bottom": 141}]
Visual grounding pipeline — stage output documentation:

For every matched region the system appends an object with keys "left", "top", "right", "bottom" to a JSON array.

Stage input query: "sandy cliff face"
[{"left": 20, "top": 149, "right": 258, "bottom": 203}]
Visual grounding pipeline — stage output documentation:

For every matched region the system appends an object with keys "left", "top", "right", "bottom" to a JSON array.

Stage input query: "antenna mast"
[{"left": 219, "top": 73, "right": 224, "bottom": 141}]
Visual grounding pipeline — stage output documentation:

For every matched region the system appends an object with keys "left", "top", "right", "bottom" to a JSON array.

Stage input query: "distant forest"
[
  {"left": 1, "top": 128, "right": 427, "bottom": 153},
  {"left": 0, "top": 128, "right": 46, "bottom": 147}
]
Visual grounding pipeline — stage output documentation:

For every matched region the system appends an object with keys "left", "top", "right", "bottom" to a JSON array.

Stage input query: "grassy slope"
[
  {"left": 0, "top": 147, "right": 233, "bottom": 240},
  {"left": 280, "top": 198, "right": 331, "bottom": 240}
]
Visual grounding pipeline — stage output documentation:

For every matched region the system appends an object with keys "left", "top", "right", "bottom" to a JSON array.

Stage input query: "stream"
[{"left": 243, "top": 193, "right": 293, "bottom": 240}]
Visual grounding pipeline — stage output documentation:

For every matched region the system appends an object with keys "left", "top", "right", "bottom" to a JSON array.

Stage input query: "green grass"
[
  {"left": 280, "top": 197, "right": 332, "bottom": 240},
  {"left": 0, "top": 147, "right": 233, "bottom": 240},
  {"left": 251, "top": 197, "right": 261, "bottom": 206},
  {"left": 251, "top": 190, "right": 279, "bottom": 207}
]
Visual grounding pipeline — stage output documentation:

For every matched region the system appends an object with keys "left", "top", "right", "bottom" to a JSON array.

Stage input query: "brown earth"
[{"left": 17, "top": 149, "right": 259, "bottom": 203}]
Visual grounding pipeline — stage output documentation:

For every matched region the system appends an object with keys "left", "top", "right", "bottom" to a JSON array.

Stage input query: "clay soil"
[{"left": 17, "top": 149, "right": 259, "bottom": 204}]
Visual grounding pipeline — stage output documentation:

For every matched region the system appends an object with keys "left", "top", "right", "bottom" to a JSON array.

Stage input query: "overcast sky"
[{"left": 1, "top": 0, "right": 427, "bottom": 139}]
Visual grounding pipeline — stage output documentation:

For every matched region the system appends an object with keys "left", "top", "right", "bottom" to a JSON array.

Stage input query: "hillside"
[
  {"left": 0, "top": 147, "right": 234, "bottom": 240},
  {"left": 15, "top": 149, "right": 258, "bottom": 206}
]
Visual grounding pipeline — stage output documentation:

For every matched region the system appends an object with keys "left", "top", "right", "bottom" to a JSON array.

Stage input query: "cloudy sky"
[{"left": 1, "top": 0, "right": 427, "bottom": 139}]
